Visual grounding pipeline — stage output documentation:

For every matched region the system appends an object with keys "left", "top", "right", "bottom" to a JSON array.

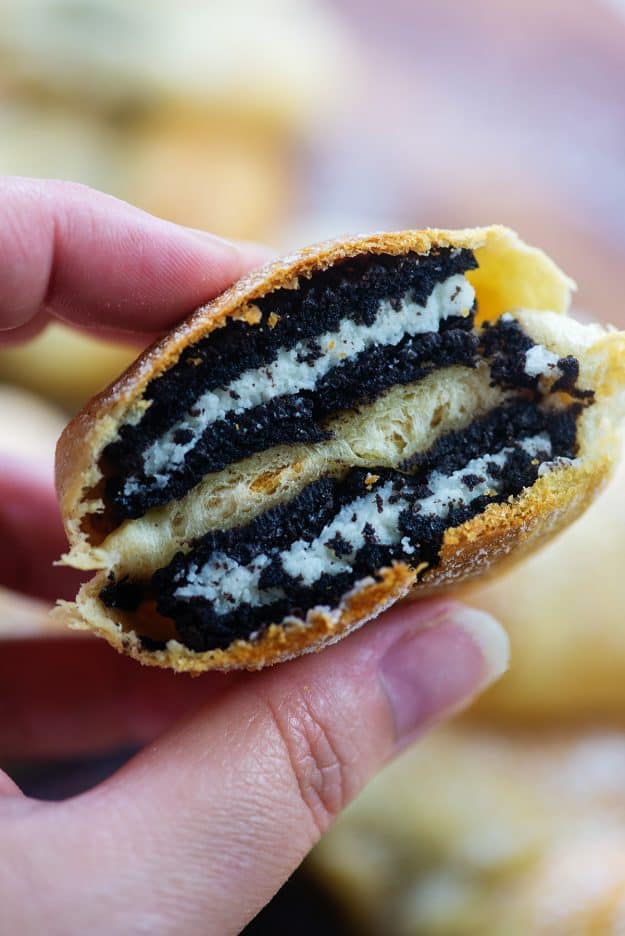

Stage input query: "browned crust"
[
  {"left": 55, "top": 562, "right": 418, "bottom": 672},
  {"left": 53, "top": 225, "right": 624, "bottom": 672},
  {"left": 53, "top": 440, "right": 614, "bottom": 672}
]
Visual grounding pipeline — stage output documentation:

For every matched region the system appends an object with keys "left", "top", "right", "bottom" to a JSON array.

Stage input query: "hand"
[{"left": 0, "top": 177, "right": 508, "bottom": 934}]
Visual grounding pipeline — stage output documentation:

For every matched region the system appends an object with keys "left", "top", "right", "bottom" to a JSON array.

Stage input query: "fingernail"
[{"left": 379, "top": 605, "right": 509, "bottom": 747}]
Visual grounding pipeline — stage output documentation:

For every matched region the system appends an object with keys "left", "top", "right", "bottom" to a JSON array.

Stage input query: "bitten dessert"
[{"left": 54, "top": 227, "right": 625, "bottom": 671}]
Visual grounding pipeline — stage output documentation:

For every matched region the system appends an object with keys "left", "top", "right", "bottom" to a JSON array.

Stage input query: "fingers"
[
  {"left": 0, "top": 636, "right": 237, "bottom": 762},
  {"left": 15, "top": 601, "right": 508, "bottom": 934},
  {"left": 0, "top": 589, "right": 69, "bottom": 640},
  {"left": 0, "top": 177, "right": 273, "bottom": 342},
  {"left": 0, "top": 770, "right": 21, "bottom": 798}
]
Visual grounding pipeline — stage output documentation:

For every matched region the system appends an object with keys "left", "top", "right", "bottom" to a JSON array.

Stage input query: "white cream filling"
[
  {"left": 125, "top": 273, "right": 475, "bottom": 496},
  {"left": 524, "top": 344, "right": 562, "bottom": 380},
  {"left": 174, "top": 432, "right": 552, "bottom": 614}
]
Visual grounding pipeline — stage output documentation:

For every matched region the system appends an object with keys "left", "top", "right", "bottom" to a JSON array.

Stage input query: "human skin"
[{"left": 0, "top": 178, "right": 508, "bottom": 935}]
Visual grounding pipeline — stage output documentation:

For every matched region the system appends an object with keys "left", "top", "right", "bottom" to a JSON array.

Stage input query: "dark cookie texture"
[
  {"left": 480, "top": 317, "right": 595, "bottom": 402},
  {"left": 97, "top": 247, "right": 594, "bottom": 656},
  {"left": 101, "top": 401, "right": 581, "bottom": 653},
  {"left": 106, "top": 323, "right": 479, "bottom": 519},
  {"left": 400, "top": 398, "right": 579, "bottom": 476},
  {"left": 101, "top": 248, "right": 478, "bottom": 520}
]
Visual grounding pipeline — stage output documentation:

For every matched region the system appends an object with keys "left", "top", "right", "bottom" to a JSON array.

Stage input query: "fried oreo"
[{"left": 54, "top": 227, "right": 625, "bottom": 670}]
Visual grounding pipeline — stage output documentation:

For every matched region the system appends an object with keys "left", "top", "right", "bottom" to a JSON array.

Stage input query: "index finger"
[{"left": 0, "top": 176, "right": 272, "bottom": 342}]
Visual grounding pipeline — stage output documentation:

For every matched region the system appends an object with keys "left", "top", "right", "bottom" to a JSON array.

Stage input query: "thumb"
[{"left": 10, "top": 600, "right": 508, "bottom": 935}]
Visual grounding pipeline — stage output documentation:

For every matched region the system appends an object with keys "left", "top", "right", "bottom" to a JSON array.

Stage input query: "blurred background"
[{"left": 2, "top": 1, "right": 625, "bottom": 932}]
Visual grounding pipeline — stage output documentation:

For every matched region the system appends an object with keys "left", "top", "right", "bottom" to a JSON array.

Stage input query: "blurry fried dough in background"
[
  {"left": 0, "top": 0, "right": 348, "bottom": 237},
  {"left": 0, "top": 0, "right": 345, "bottom": 128},
  {"left": 463, "top": 440, "right": 625, "bottom": 725},
  {"left": 309, "top": 728, "right": 625, "bottom": 936},
  {"left": 0, "top": 0, "right": 349, "bottom": 410},
  {"left": 0, "top": 328, "right": 137, "bottom": 413},
  {"left": 0, "top": 384, "right": 65, "bottom": 464}
]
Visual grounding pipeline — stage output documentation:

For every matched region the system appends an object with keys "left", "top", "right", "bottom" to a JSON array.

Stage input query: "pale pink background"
[{"left": 303, "top": 0, "right": 625, "bottom": 325}]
